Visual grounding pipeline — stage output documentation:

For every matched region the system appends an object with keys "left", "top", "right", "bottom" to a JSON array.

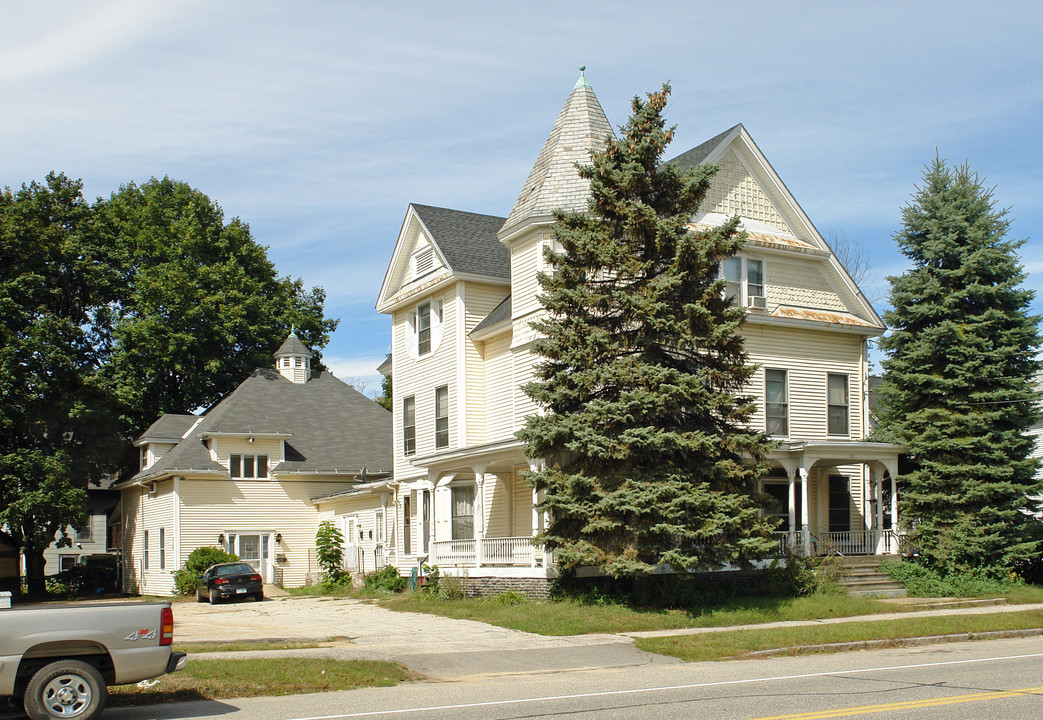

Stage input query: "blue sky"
[{"left": 4, "top": 1, "right": 1042, "bottom": 393}]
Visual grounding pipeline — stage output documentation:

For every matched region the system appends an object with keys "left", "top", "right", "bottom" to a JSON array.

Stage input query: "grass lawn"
[
  {"left": 377, "top": 591, "right": 897, "bottom": 635},
  {"left": 176, "top": 639, "right": 331, "bottom": 653},
  {"left": 635, "top": 609, "right": 1043, "bottom": 662},
  {"left": 108, "top": 658, "right": 419, "bottom": 706}
]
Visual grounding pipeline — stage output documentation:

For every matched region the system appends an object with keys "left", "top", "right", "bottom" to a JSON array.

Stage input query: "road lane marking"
[
  {"left": 283, "top": 651, "right": 1043, "bottom": 719},
  {"left": 747, "top": 686, "right": 1043, "bottom": 719}
]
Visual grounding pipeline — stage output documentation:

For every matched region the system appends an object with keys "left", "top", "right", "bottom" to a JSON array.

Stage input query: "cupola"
[{"left": 274, "top": 329, "right": 313, "bottom": 384}]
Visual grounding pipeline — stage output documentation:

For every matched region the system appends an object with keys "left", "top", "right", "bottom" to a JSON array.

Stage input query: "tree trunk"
[{"left": 24, "top": 549, "right": 47, "bottom": 596}]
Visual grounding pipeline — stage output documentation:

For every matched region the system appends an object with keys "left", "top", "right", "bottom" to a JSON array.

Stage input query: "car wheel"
[
  {"left": 254, "top": 591, "right": 264, "bottom": 602},
  {"left": 24, "top": 659, "right": 107, "bottom": 720},
  {"left": 210, "top": 589, "right": 221, "bottom": 604},
  {"left": 197, "top": 589, "right": 207, "bottom": 603}
]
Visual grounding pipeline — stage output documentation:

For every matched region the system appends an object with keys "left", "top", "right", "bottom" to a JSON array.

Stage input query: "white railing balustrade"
[
  {"left": 481, "top": 537, "right": 534, "bottom": 565},
  {"left": 432, "top": 539, "right": 476, "bottom": 566},
  {"left": 812, "top": 531, "right": 875, "bottom": 556}
]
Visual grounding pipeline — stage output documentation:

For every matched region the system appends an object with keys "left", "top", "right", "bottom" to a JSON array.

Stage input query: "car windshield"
[{"left": 215, "top": 563, "right": 255, "bottom": 576}]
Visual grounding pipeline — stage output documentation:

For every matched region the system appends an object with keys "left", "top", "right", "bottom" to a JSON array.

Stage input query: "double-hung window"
[
  {"left": 230, "top": 454, "right": 268, "bottom": 479},
  {"left": 412, "top": 299, "right": 443, "bottom": 357},
  {"left": 434, "top": 386, "right": 449, "bottom": 449},
  {"left": 417, "top": 302, "right": 431, "bottom": 355},
  {"left": 827, "top": 373, "right": 849, "bottom": 436},
  {"left": 403, "top": 396, "right": 416, "bottom": 456},
  {"left": 765, "top": 368, "right": 788, "bottom": 436},
  {"left": 143, "top": 530, "right": 150, "bottom": 570},
  {"left": 722, "top": 256, "right": 765, "bottom": 307},
  {"left": 451, "top": 485, "right": 474, "bottom": 540}
]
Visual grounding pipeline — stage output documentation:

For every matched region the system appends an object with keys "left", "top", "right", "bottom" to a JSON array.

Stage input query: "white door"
[
  {"left": 229, "top": 533, "right": 269, "bottom": 582},
  {"left": 340, "top": 516, "right": 358, "bottom": 571}
]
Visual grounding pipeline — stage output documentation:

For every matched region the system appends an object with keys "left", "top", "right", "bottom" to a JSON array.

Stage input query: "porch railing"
[
  {"left": 432, "top": 539, "right": 476, "bottom": 566},
  {"left": 481, "top": 537, "right": 534, "bottom": 565},
  {"left": 813, "top": 531, "right": 875, "bottom": 556}
]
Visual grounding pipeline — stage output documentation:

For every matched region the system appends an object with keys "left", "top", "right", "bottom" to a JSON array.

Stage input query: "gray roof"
[
  {"left": 274, "top": 333, "right": 313, "bottom": 358},
  {"left": 411, "top": 204, "right": 509, "bottom": 279},
  {"left": 665, "top": 124, "right": 742, "bottom": 172},
  {"left": 135, "top": 414, "right": 198, "bottom": 444},
  {"left": 131, "top": 369, "right": 392, "bottom": 481},
  {"left": 500, "top": 76, "right": 615, "bottom": 235},
  {"left": 471, "top": 295, "right": 511, "bottom": 336}
]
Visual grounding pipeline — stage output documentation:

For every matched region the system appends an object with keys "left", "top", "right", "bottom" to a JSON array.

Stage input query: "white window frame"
[
  {"left": 827, "top": 373, "right": 850, "bottom": 436},
  {"left": 451, "top": 485, "right": 475, "bottom": 540},
  {"left": 408, "top": 298, "right": 444, "bottom": 359},
  {"left": 159, "top": 527, "right": 166, "bottom": 570},
  {"left": 434, "top": 385, "right": 449, "bottom": 449},
  {"left": 722, "top": 255, "right": 766, "bottom": 307},
  {"left": 765, "top": 368, "right": 788, "bottom": 437},
  {"left": 402, "top": 396, "right": 416, "bottom": 456},
  {"left": 143, "top": 529, "right": 150, "bottom": 570}
]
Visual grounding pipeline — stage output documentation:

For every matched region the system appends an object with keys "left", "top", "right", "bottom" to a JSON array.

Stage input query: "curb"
[{"left": 739, "top": 627, "right": 1043, "bottom": 659}]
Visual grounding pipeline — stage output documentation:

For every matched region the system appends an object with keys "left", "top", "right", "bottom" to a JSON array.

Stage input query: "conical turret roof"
[{"left": 500, "top": 68, "right": 615, "bottom": 237}]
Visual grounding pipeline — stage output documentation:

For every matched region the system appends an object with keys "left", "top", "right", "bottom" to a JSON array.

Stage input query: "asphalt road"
[{"left": 101, "top": 636, "right": 1043, "bottom": 720}]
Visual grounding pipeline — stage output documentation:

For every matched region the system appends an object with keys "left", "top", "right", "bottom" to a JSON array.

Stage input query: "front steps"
[{"left": 835, "top": 556, "right": 907, "bottom": 597}]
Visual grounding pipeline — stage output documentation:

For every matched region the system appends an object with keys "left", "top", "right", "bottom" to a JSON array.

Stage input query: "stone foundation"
[{"left": 456, "top": 575, "right": 554, "bottom": 600}]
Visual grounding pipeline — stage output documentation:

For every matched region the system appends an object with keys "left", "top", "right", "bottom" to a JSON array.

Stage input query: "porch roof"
[
  {"left": 411, "top": 438, "right": 526, "bottom": 475},
  {"left": 769, "top": 440, "right": 906, "bottom": 477}
]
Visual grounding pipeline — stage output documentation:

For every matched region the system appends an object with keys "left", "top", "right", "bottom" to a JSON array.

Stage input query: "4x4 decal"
[{"left": 124, "top": 628, "right": 158, "bottom": 641}]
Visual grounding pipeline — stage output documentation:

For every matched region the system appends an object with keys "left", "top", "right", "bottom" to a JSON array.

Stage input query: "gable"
[
  {"left": 377, "top": 204, "right": 508, "bottom": 312},
  {"left": 700, "top": 149, "right": 790, "bottom": 233}
]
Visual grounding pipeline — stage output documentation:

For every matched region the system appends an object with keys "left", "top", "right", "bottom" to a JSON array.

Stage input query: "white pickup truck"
[{"left": 0, "top": 601, "right": 187, "bottom": 720}]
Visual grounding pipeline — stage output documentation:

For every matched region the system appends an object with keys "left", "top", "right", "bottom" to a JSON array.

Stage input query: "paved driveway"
[{"left": 171, "top": 595, "right": 653, "bottom": 679}]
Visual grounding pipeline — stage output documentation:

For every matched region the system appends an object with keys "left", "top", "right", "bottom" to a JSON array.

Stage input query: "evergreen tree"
[
  {"left": 879, "top": 156, "right": 1042, "bottom": 576},
  {"left": 518, "top": 86, "right": 777, "bottom": 578}
]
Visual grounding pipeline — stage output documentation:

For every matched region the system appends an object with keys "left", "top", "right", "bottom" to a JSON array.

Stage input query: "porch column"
[
  {"left": 473, "top": 466, "right": 486, "bottom": 567},
  {"left": 530, "top": 460, "right": 544, "bottom": 567},
  {"left": 871, "top": 462, "right": 885, "bottom": 554},
  {"left": 427, "top": 473, "right": 440, "bottom": 564},
  {"left": 799, "top": 467, "right": 811, "bottom": 555},
  {"left": 786, "top": 467, "right": 797, "bottom": 550},
  {"left": 889, "top": 473, "right": 898, "bottom": 540}
]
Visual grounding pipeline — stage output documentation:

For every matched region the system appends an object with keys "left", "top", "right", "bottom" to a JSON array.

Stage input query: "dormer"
[{"left": 274, "top": 330, "right": 313, "bottom": 384}]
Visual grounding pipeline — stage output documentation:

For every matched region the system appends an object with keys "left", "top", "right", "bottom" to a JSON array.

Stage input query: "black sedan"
[{"left": 197, "top": 562, "right": 264, "bottom": 603}]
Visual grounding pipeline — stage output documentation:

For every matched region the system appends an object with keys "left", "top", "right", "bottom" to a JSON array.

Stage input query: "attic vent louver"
[{"left": 414, "top": 248, "right": 434, "bottom": 277}]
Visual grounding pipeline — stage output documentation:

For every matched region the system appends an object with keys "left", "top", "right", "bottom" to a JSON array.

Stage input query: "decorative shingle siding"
[
  {"left": 767, "top": 260, "right": 847, "bottom": 311},
  {"left": 700, "top": 150, "right": 789, "bottom": 232}
]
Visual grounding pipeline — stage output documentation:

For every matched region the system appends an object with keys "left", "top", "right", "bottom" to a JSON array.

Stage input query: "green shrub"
[
  {"left": 173, "top": 546, "right": 239, "bottom": 596},
  {"left": 363, "top": 565, "right": 407, "bottom": 593},
  {"left": 880, "top": 558, "right": 1018, "bottom": 597}
]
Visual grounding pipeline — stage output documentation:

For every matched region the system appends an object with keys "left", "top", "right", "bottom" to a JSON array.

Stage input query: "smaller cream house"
[{"left": 117, "top": 333, "right": 393, "bottom": 595}]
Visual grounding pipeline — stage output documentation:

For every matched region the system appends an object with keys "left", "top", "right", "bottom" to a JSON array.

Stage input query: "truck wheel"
[{"left": 24, "top": 660, "right": 107, "bottom": 720}]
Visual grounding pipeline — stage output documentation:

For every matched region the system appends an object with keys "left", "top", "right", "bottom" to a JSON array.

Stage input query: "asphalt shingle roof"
[
  {"left": 135, "top": 414, "right": 198, "bottom": 444},
  {"left": 411, "top": 204, "right": 509, "bottom": 279},
  {"left": 132, "top": 369, "right": 392, "bottom": 481},
  {"left": 471, "top": 295, "right": 511, "bottom": 336},
  {"left": 665, "top": 124, "right": 742, "bottom": 172}
]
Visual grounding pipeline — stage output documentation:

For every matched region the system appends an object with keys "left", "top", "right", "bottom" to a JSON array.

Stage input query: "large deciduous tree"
[
  {"left": 0, "top": 174, "right": 120, "bottom": 593},
  {"left": 519, "top": 86, "right": 777, "bottom": 579},
  {"left": 879, "top": 156, "right": 1042, "bottom": 576},
  {"left": 96, "top": 177, "right": 339, "bottom": 447}
]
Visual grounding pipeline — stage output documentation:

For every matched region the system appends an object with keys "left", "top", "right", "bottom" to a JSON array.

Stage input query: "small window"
[
  {"left": 765, "top": 368, "right": 788, "bottom": 436},
  {"left": 721, "top": 256, "right": 766, "bottom": 306},
  {"left": 403, "top": 396, "right": 416, "bottom": 456},
  {"left": 60, "top": 555, "right": 78, "bottom": 573},
  {"left": 375, "top": 511, "right": 385, "bottom": 544},
  {"left": 75, "top": 522, "right": 92, "bottom": 542},
  {"left": 417, "top": 303, "right": 431, "bottom": 355},
  {"left": 229, "top": 454, "right": 268, "bottom": 479},
  {"left": 434, "top": 386, "right": 449, "bottom": 449},
  {"left": 451, "top": 485, "right": 474, "bottom": 540},
  {"left": 159, "top": 527, "right": 166, "bottom": 570},
  {"left": 403, "top": 496, "right": 412, "bottom": 556},
  {"left": 143, "top": 530, "right": 150, "bottom": 570},
  {"left": 828, "top": 374, "right": 849, "bottom": 435},
  {"left": 295, "top": 356, "right": 302, "bottom": 368},
  {"left": 139, "top": 445, "right": 148, "bottom": 470}
]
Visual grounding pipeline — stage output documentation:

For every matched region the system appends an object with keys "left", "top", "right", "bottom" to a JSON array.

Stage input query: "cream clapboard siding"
[
  {"left": 213, "top": 438, "right": 285, "bottom": 470},
  {"left": 482, "top": 333, "right": 514, "bottom": 441},
  {"left": 317, "top": 494, "right": 389, "bottom": 575},
  {"left": 512, "top": 467, "right": 534, "bottom": 536},
  {"left": 178, "top": 478, "right": 355, "bottom": 588},
  {"left": 744, "top": 324, "right": 864, "bottom": 441},
  {"left": 483, "top": 473, "right": 511, "bottom": 537},
  {"left": 146, "top": 442, "right": 178, "bottom": 469},
  {"left": 464, "top": 283, "right": 510, "bottom": 445},
  {"left": 43, "top": 511, "right": 109, "bottom": 575},
  {"left": 511, "top": 347, "right": 540, "bottom": 431},
  {"left": 391, "top": 285, "right": 459, "bottom": 480},
  {"left": 510, "top": 235, "right": 542, "bottom": 318},
  {"left": 124, "top": 480, "right": 177, "bottom": 596}
]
